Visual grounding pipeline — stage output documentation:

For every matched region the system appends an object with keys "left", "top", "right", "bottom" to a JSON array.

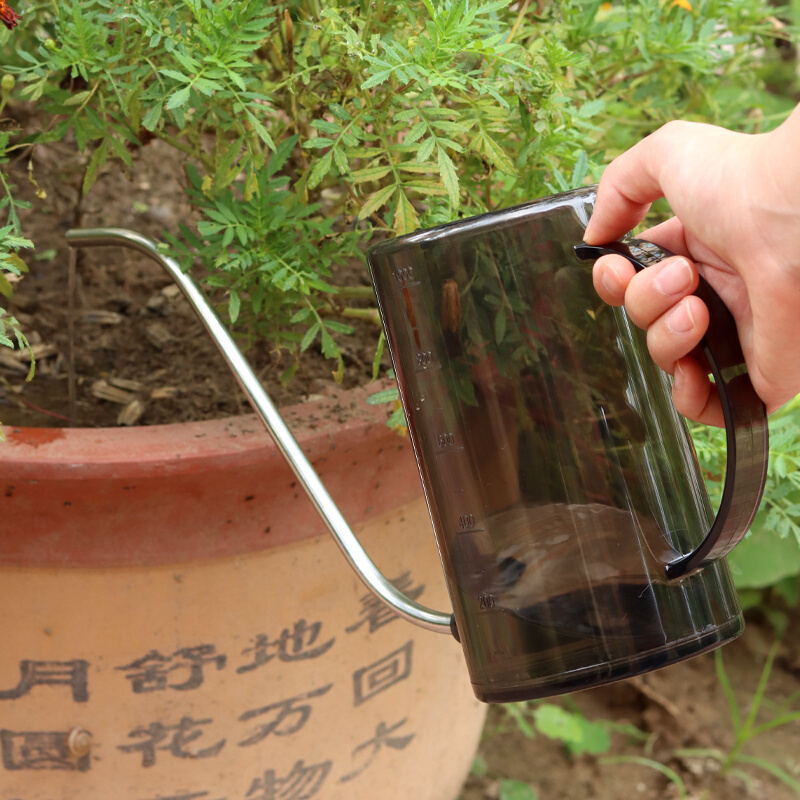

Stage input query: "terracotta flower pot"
[{"left": 0, "top": 383, "right": 486, "bottom": 799}]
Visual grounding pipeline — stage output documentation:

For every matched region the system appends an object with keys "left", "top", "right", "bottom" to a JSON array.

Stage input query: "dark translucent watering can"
[{"left": 67, "top": 185, "right": 768, "bottom": 703}]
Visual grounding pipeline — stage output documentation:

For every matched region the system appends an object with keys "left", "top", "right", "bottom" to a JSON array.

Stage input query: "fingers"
[
  {"left": 592, "top": 253, "right": 637, "bottom": 306},
  {"left": 594, "top": 254, "right": 705, "bottom": 361},
  {"left": 638, "top": 217, "right": 690, "bottom": 258},
  {"left": 625, "top": 256, "right": 699, "bottom": 330},
  {"left": 593, "top": 252, "right": 723, "bottom": 425},
  {"left": 672, "top": 357, "right": 724, "bottom": 427},
  {"left": 593, "top": 251, "right": 700, "bottom": 323},
  {"left": 645, "top": 294, "right": 708, "bottom": 373}
]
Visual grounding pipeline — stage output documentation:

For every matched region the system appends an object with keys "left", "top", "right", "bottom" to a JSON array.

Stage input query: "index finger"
[{"left": 583, "top": 123, "right": 685, "bottom": 245}]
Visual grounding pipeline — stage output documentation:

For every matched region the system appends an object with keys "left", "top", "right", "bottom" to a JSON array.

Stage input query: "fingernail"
[
  {"left": 654, "top": 259, "right": 693, "bottom": 296},
  {"left": 673, "top": 361, "right": 684, "bottom": 391},
  {"left": 667, "top": 300, "right": 695, "bottom": 334},
  {"left": 601, "top": 264, "right": 624, "bottom": 296}
]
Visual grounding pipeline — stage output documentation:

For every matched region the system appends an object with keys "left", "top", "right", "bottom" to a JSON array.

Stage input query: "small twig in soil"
[
  {"left": 66, "top": 247, "right": 78, "bottom": 426},
  {"left": 11, "top": 394, "right": 72, "bottom": 423},
  {"left": 628, "top": 676, "right": 682, "bottom": 719}
]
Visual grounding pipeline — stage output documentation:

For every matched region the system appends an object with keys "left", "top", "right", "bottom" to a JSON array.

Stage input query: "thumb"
[{"left": 584, "top": 122, "right": 688, "bottom": 244}]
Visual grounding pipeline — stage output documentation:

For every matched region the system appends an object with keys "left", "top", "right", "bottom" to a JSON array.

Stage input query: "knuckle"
[{"left": 658, "top": 119, "right": 693, "bottom": 140}]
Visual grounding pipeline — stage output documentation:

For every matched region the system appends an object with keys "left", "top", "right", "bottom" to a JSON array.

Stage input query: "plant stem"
[
  {"left": 157, "top": 131, "right": 213, "bottom": 171},
  {"left": 600, "top": 756, "right": 687, "bottom": 800},
  {"left": 66, "top": 247, "right": 77, "bottom": 427},
  {"left": 329, "top": 285, "right": 375, "bottom": 300},
  {"left": 721, "top": 638, "right": 781, "bottom": 774},
  {"left": 318, "top": 304, "right": 381, "bottom": 325}
]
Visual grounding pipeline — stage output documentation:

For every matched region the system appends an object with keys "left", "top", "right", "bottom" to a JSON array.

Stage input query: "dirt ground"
[
  {"left": 4, "top": 123, "right": 800, "bottom": 800},
  {"left": 458, "top": 610, "right": 800, "bottom": 800},
  {"left": 0, "top": 134, "right": 383, "bottom": 428}
]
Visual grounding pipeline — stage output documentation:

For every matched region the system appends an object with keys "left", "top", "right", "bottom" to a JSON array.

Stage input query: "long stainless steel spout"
[{"left": 66, "top": 227, "right": 452, "bottom": 633}]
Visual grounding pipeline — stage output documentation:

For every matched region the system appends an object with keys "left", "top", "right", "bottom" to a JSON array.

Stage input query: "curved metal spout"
[{"left": 65, "top": 227, "right": 452, "bottom": 634}]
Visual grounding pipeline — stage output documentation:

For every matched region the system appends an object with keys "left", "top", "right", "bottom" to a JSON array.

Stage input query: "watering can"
[{"left": 67, "top": 185, "right": 768, "bottom": 703}]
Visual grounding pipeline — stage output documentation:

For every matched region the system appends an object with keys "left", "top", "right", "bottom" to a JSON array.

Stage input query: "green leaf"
[
  {"left": 533, "top": 704, "right": 609, "bottom": 756},
  {"left": 166, "top": 86, "right": 191, "bottom": 111},
  {"left": 0, "top": 272, "right": 13, "bottom": 299},
  {"left": 311, "top": 119, "right": 341, "bottom": 135},
  {"left": 371, "top": 331, "right": 386, "bottom": 381},
  {"left": 533, "top": 704, "right": 583, "bottom": 745},
  {"left": 303, "top": 137, "right": 335, "bottom": 150},
  {"left": 279, "top": 362, "right": 299, "bottom": 385},
  {"left": 569, "top": 718, "right": 611, "bottom": 755},
  {"left": 417, "top": 136, "right": 436, "bottom": 163},
  {"left": 437, "top": 147, "right": 459, "bottom": 208},
  {"left": 476, "top": 131, "right": 515, "bottom": 174},
  {"left": 330, "top": 103, "right": 352, "bottom": 121},
  {"left": 290, "top": 307, "right": 312, "bottom": 324},
  {"left": 333, "top": 147, "right": 349, "bottom": 174},
  {"left": 83, "top": 139, "right": 108, "bottom": 194},
  {"left": 357, "top": 183, "right": 397, "bottom": 221},
  {"left": 63, "top": 90, "right": 92, "bottom": 107},
  {"left": 308, "top": 151, "right": 333, "bottom": 190},
  {"left": 393, "top": 189, "right": 419, "bottom": 235},
  {"left": 386, "top": 405, "right": 406, "bottom": 429},
  {"left": 320, "top": 327, "right": 338, "bottom": 358},
  {"left": 331, "top": 355, "right": 344, "bottom": 384},
  {"left": 228, "top": 290, "right": 241, "bottom": 324},
  {"left": 194, "top": 77, "right": 223, "bottom": 96},
  {"left": 729, "top": 517, "right": 800, "bottom": 589},
  {"left": 324, "top": 320, "right": 354, "bottom": 334},
  {"left": 247, "top": 114, "right": 276, "bottom": 151},
  {"left": 499, "top": 780, "right": 538, "bottom": 800},
  {"left": 160, "top": 68, "right": 190, "bottom": 83},
  {"left": 3, "top": 253, "right": 29, "bottom": 273},
  {"left": 578, "top": 98, "right": 606, "bottom": 118},
  {"left": 142, "top": 101, "right": 164, "bottom": 131},
  {"left": 403, "top": 180, "right": 447, "bottom": 197},
  {"left": 300, "top": 322, "right": 320, "bottom": 352},
  {"left": 366, "top": 387, "right": 400, "bottom": 405},
  {"left": 348, "top": 165, "right": 393, "bottom": 184},
  {"left": 404, "top": 120, "right": 427, "bottom": 145},
  {"left": 571, "top": 150, "right": 589, "bottom": 189},
  {"left": 362, "top": 68, "right": 394, "bottom": 89},
  {"left": 495, "top": 310, "right": 506, "bottom": 344}
]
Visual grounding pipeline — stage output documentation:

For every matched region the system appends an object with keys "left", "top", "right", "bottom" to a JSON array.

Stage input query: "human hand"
[{"left": 584, "top": 106, "right": 800, "bottom": 425}]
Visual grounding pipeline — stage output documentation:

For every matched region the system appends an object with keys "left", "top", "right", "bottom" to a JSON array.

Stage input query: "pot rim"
[{"left": 0, "top": 381, "right": 423, "bottom": 567}]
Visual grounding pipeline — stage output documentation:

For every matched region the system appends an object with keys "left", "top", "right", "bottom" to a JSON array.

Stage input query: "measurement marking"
[
  {"left": 402, "top": 287, "right": 418, "bottom": 328},
  {"left": 414, "top": 362, "right": 442, "bottom": 373},
  {"left": 434, "top": 446, "right": 464, "bottom": 455},
  {"left": 454, "top": 528, "right": 486, "bottom": 535},
  {"left": 393, "top": 267, "right": 420, "bottom": 287}
]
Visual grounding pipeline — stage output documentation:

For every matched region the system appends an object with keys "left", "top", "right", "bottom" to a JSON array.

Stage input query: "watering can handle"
[
  {"left": 574, "top": 239, "right": 769, "bottom": 580},
  {"left": 65, "top": 228, "right": 454, "bottom": 634}
]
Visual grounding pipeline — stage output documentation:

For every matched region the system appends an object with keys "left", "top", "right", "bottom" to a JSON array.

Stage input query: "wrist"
[
  {"left": 757, "top": 106, "right": 800, "bottom": 208},
  {"left": 747, "top": 106, "right": 800, "bottom": 276}
]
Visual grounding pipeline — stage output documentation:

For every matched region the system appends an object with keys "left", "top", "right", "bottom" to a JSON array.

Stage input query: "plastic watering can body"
[{"left": 67, "top": 186, "right": 767, "bottom": 703}]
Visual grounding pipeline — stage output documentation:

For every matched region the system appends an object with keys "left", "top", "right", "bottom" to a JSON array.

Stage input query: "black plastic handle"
[{"left": 574, "top": 238, "right": 769, "bottom": 580}]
